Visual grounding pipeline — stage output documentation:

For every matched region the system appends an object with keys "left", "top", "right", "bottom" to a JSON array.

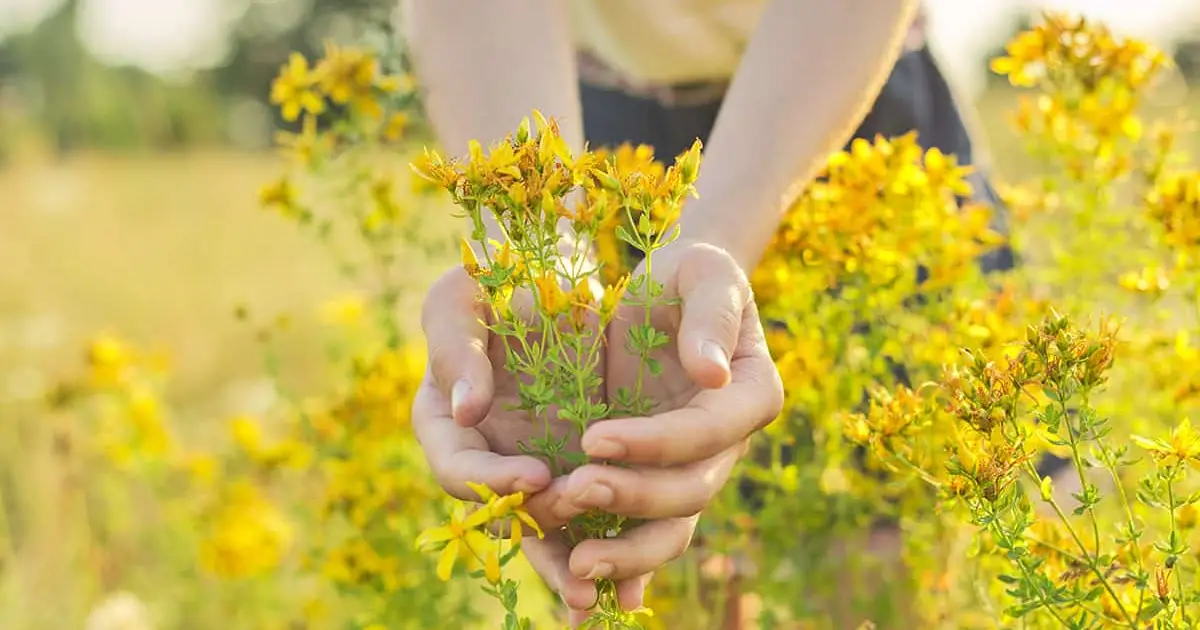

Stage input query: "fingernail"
[
  {"left": 583, "top": 561, "right": 614, "bottom": 580},
  {"left": 700, "top": 340, "right": 730, "bottom": 373},
  {"left": 584, "top": 438, "right": 626, "bottom": 460},
  {"left": 450, "top": 379, "right": 471, "bottom": 419},
  {"left": 575, "top": 481, "right": 614, "bottom": 508}
]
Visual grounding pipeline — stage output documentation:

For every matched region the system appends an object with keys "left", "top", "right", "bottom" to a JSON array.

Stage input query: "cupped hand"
[
  {"left": 411, "top": 266, "right": 568, "bottom": 503},
  {"left": 520, "top": 241, "right": 785, "bottom": 624}
]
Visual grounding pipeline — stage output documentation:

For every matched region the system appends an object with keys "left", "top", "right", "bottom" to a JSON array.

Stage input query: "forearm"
[
  {"left": 679, "top": 0, "right": 920, "bottom": 271},
  {"left": 402, "top": 0, "right": 583, "bottom": 246}
]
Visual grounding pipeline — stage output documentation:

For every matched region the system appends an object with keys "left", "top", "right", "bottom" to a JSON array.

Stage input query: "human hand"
[
  {"left": 411, "top": 265, "right": 568, "bottom": 504},
  {"left": 520, "top": 241, "right": 785, "bottom": 624}
]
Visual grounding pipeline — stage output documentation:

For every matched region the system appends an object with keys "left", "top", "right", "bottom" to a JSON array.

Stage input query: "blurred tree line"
[
  {"left": 0, "top": 1, "right": 1197, "bottom": 163},
  {"left": 0, "top": 0, "right": 397, "bottom": 161}
]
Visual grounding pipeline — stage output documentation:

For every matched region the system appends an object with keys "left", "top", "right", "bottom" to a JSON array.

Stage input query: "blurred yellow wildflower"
[
  {"left": 270, "top": 52, "right": 325, "bottom": 122},
  {"left": 319, "top": 293, "right": 366, "bottom": 327},
  {"left": 87, "top": 334, "right": 132, "bottom": 387},
  {"left": 199, "top": 480, "right": 295, "bottom": 579},
  {"left": 1118, "top": 265, "right": 1171, "bottom": 295}
]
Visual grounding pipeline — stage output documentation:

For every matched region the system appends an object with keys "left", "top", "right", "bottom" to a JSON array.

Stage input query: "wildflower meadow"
[{"left": 8, "top": 10, "right": 1200, "bottom": 630}]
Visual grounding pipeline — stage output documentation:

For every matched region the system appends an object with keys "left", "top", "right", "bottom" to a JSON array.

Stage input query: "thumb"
[
  {"left": 421, "top": 266, "right": 495, "bottom": 427},
  {"left": 673, "top": 243, "right": 752, "bottom": 389}
]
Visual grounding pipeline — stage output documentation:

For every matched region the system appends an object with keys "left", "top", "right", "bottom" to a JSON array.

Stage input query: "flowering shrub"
[{"left": 29, "top": 10, "right": 1200, "bottom": 630}]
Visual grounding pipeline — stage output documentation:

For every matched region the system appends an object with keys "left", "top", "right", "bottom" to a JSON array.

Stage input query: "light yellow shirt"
[
  {"left": 569, "top": 0, "right": 927, "bottom": 86},
  {"left": 568, "top": 0, "right": 768, "bottom": 85}
]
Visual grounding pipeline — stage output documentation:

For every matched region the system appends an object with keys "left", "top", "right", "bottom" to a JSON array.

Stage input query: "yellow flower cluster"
[
  {"left": 1145, "top": 170, "right": 1200, "bottom": 254},
  {"left": 270, "top": 43, "right": 408, "bottom": 123},
  {"left": 589, "top": 143, "right": 673, "bottom": 285},
  {"left": 754, "top": 132, "right": 1001, "bottom": 306},
  {"left": 199, "top": 480, "right": 295, "bottom": 579},
  {"left": 992, "top": 11, "right": 1170, "bottom": 182},
  {"left": 71, "top": 335, "right": 175, "bottom": 468},
  {"left": 413, "top": 113, "right": 699, "bottom": 327},
  {"left": 414, "top": 111, "right": 700, "bottom": 627},
  {"left": 264, "top": 43, "right": 417, "bottom": 179}
]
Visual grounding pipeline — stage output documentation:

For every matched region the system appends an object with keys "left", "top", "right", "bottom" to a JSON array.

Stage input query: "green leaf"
[
  {"left": 615, "top": 224, "right": 639, "bottom": 248},
  {"left": 646, "top": 357, "right": 663, "bottom": 377}
]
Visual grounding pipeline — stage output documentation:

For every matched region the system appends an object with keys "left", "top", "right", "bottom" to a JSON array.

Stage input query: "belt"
[{"left": 576, "top": 50, "right": 729, "bottom": 108}]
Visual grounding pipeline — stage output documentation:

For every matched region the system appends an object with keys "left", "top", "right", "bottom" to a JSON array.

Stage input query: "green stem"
[
  {"left": 1105, "top": 455, "right": 1148, "bottom": 619},
  {"left": 1167, "top": 470, "right": 1191, "bottom": 626}
]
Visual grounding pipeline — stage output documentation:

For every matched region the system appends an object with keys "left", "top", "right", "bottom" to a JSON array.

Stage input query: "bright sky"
[
  {"left": 77, "top": 0, "right": 240, "bottom": 75},
  {"left": 3, "top": 0, "right": 1199, "bottom": 83}
]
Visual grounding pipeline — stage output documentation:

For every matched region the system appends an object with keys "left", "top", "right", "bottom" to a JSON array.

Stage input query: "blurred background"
[
  {"left": 4, "top": 0, "right": 1196, "bottom": 419},
  {"left": 1, "top": 0, "right": 1199, "bottom": 628},
  {"left": 3, "top": 0, "right": 1200, "bottom": 376}
]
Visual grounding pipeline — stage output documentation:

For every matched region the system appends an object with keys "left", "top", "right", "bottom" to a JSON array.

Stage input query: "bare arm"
[
  {"left": 402, "top": 0, "right": 582, "bottom": 245},
  {"left": 680, "top": 0, "right": 921, "bottom": 270}
]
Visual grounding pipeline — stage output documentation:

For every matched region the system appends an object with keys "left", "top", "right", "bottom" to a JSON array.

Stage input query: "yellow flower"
[
  {"left": 199, "top": 480, "right": 294, "bottom": 579},
  {"left": 382, "top": 111, "right": 409, "bottom": 142},
  {"left": 87, "top": 334, "right": 132, "bottom": 387},
  {"left": 600, "top": 275, "right": 630, "bottom": 319},
  {"left": 410, "top": 148, "right": 460, "bottom": 190},
  {"left": 319, "top": 293, "right": 366, "bottom": 327},
  {"left": 1132, "top": 418, "right": 1200, "bottom": 469},
  {"left": 258, "top": 176, "right": 296, "bottom": 211},
  {"left": 1118, "top": 266, "right": 1171, "bottom": 295},
  {"left": 270, "top": 52, "right": 325, "bottom": 122},
  {"left": 533, "top": 272, "right": 569, "bottom": 315},
  {"left": 464, "top": 482, "right": 544, "bottom": 542},
  {"left": 460, "top": 237, "right": 484, "bottom": 279},
  {"left": 230, "top": 415, "right": 262, "bottom": 453},
  {"left": 415, "top": 502, "right": 494, "bottom": 581},
  {"left": 126, "top": 388, "right": 170, "bottom": 456},
  {"left": 315, "top": 42, "right": 385, "bottom": 119}
]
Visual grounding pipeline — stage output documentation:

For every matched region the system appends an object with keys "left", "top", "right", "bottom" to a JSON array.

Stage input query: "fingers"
[
  {"left": 411, "top": 377, "right": 551, "bottom": 500},
  {"left": 421, "top": 266, "right": 494, "bottom": 427},
  {"left": 522, "top": 475, "right": 586, "bottom": 531},
  {"left": 568, "top": 516, "right": 699, "bottom": 582},
  {"left": 673, "top": 243, "right": 753, "bottom": 390},
  {"left": 522, "top": 534, "right": 597, "bottom": 612},
  {"left": 523, "top": 443, "right": 739, "bottom": 541},
  {"left": 524, "top": 523, "right": 662, "bottom": 625},
  {"left": 566, "top": 450, "right": 743, "bottom": 525},
  {"left": 616, "top": 573, "right": 653, "bottom": 612},
  {"left": 582, "top": 349, "right": 782, "bottom": 466}
]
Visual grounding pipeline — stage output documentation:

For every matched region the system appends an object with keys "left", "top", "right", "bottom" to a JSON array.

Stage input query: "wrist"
[{"left": 679, "top": 185, "right": 781, "bottom": 272}]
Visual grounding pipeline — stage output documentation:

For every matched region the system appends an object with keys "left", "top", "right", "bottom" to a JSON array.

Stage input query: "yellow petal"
[
  {"left": 436, "top": 539, "right": 460, "bottom": 581},
  {"left": 510, "top": 518, "right": 523, "bottom": 548},
  {"left": 516, "top": 510, "right": 544, "bottom": 539},
  {"left": 485, "top": 550, "right": 502, "bottom": 584},
  {"left": 282, "top": 102, "right": 301, "bottom": 122},
  {"left": 463, "top": 529, "right": 493, "bottom": 554},
  {"left": 1131, "top": 434, "right": 1166, "bottom": 452},
  {"left": 465, "top": 481, "right": 495, "bottom": 502},
  {"left": 463, "top": 505, "right": 492, "bottom": 530},
  {"left": 490, "top": 492, "right": 525, "bottom": 517},
  {"left": 415, "top": 525, "right": 454, "bottom": 551}
]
